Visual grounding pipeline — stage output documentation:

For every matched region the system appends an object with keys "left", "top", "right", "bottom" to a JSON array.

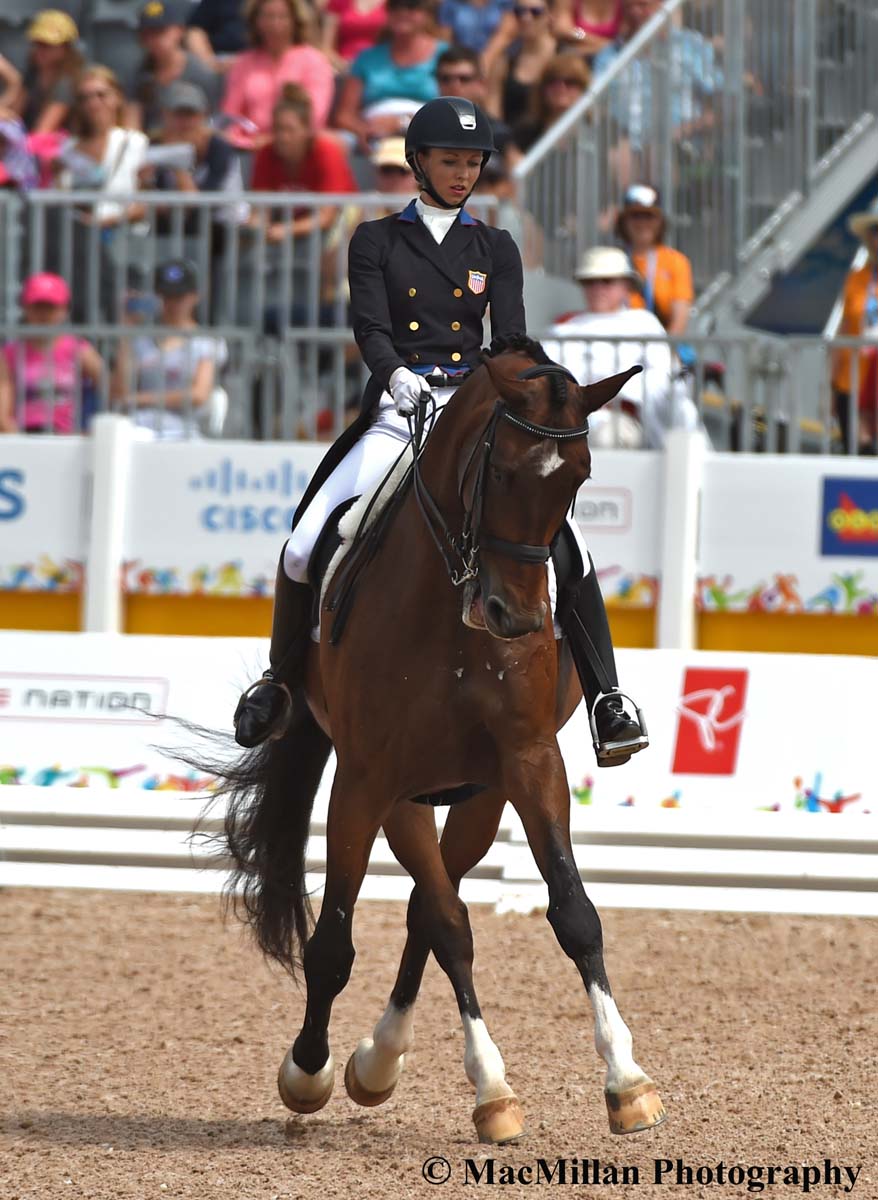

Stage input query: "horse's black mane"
[
  {"left": 483, "top": 333, "right": 552, "bottom": 364},
  {"left": 483, "top": 334, "right": 568, "bottom": 409}
]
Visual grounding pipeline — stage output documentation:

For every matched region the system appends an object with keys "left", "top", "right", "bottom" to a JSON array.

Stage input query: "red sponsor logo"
[{"left": 671, "top": 668, "right": 748, "bottom": 776}]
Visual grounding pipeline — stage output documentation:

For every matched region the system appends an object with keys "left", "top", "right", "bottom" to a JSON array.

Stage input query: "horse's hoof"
[
  {"left": 277, "top": 1048, "right": 334, "bottom": 1114},
  {"left": 605, "top": 1079, "right": 666, "bottom": 1135},
  {"left": 473, "top": 1095, "right": 525, "bottom": 1145},
  {"left": 344, "top": 1051, "right": 398, "bottom": 1108}
]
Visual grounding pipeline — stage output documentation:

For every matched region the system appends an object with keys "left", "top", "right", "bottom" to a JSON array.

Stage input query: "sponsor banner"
[
  {"left": 0, "top": 633, "right": 873, "bottom": 819},
  {"left": 698, "top": 455, "right": 878, "bottom": 614},
  {"left": 820, "top": 476, "right": 878, "bottom": 558},
  {"left": 574, "top": 451, "right": 662, "bottom": 607},
  {"left": 0, "top": 671, "right": 168, "bottom": 724},
  {"left": 123, "top": 441, "right": 328, "bottom": 595},
  {"left": 0, "top": 437, "right": 88, "bottom": 591}
]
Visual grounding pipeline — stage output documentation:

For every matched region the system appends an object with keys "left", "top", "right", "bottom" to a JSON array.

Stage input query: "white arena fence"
[
  {"left": 0, "top": 633, "right": 877, "bottom": 918},
  {"left": 3, "top": 791, "right": 878, "bottom": 919}
]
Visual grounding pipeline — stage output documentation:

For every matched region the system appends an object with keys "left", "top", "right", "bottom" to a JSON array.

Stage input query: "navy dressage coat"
[{"left": 292, "top": 200, "right": 527, "bottom": 529}]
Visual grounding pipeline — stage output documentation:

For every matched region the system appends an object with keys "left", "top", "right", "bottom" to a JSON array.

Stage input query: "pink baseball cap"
[{"left": 22, "top": 272, "right": 70, "bottom": 306}]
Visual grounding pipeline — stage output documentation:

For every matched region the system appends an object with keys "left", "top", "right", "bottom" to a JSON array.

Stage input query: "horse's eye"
[{"left": 491, "top": 466, "right": 506, "bottom": 486}]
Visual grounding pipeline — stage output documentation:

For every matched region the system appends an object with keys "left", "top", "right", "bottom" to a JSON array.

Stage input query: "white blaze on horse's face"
[{"left": 529, "top": 439, "right": 566, "bottom": 478}]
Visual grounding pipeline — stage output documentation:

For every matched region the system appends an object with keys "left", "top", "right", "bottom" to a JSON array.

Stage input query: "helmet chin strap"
[{"left": 415, "top": 151, "right": 479, "bottom": 210}]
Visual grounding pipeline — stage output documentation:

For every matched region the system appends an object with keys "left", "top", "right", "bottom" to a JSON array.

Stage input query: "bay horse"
[{"left": 216, "top": 336, "right": 665, "bottom": 1144}]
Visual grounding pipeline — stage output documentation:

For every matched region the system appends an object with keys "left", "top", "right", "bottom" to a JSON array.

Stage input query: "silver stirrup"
[{"left": 588, "top": 688, "right": 649, "bottom": 767}]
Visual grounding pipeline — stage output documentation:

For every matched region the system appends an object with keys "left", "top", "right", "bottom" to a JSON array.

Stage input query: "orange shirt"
[
  {"left": 628, "top": 245, "right": 694, "bottom": 331},
  {"left": 833, "top": 262, "right": 878, "bottom": 393}
]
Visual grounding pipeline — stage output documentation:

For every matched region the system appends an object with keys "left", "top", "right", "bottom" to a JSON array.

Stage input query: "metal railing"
[
  {"left": 4, "top": 320, "right": 878, "bottom": 454},
  {"left": 513, "top": 0, "right": 878, "bottom": 302},
  {"left": 1, "top": 190, "right": 499, "bottom": 333}
]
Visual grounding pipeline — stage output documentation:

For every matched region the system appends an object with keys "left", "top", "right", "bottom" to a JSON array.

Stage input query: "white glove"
[{"left": 389, "top": 366, "right": 431, "bottom": 416}]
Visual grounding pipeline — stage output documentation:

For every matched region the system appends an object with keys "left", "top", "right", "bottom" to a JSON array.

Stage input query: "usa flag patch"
[{"left": 467, "top": 270, "right": 487, "bottom": 295}]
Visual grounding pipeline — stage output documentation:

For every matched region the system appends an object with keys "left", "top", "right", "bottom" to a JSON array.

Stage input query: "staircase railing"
[{"left": 513, "top": 0, "right": 878, "bottom": 305}]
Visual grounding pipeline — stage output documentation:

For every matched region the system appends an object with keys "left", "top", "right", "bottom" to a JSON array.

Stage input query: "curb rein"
[{"left": 409, "top": 364, "right": 589, "bottom": 589}]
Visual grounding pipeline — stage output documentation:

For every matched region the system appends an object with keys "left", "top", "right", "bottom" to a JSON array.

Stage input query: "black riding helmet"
[{"left": 405, "top": 97, "right": 495, "bottom": 209}]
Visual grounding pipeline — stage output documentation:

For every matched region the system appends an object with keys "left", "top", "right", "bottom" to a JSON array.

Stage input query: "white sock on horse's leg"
[
  {"left": 462, "top": 1015, "right": 514, "bottom": 1107},
  {"left": 588, "top": 983, "right": 649, "bottom": 1091},
  {"left": 352, "top": 1000, "right": 416, "bottom": 1094}
]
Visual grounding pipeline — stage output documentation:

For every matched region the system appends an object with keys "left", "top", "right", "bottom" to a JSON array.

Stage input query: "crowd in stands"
[{"left": 0, "top": 0, "right": 815, "bottom": 451}]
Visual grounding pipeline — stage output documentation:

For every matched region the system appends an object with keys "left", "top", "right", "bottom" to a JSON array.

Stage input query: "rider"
[{"left": 233, "top": 96, "right": 648, "bottom": 767}]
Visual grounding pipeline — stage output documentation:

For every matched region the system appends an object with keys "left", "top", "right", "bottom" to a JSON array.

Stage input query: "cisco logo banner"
[
  {"left": 188, "top": 457, "right": 314, "bottom": 533},
  {"left": 125, "top": 441, "right": 328, "bottom": 594}
]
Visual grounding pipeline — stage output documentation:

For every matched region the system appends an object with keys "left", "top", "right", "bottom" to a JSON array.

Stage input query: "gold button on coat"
[
  {"left": 408, "top": 288, "right": 417, "bottom": 297},
  {"left": 453, "top": 288, "right": 463, "bottom": 297},
  {"left": 451, "top": 321, "right": 461, "bottom": 331},
  {"left": 451, "top": 352, "right": 462, "bottom": 362},
  {"left": 409, "top": 321, "right": 419, "bottom": 331}
]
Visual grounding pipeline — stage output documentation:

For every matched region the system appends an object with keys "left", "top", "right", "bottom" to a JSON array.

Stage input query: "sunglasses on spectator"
[
  {"left": 583, "top": 277, "right": 622, "bottom": 286},
  {"left": 378, "top": 165, "right": 410, "bottom": 175},
  {"left": 388, "top": 0, "right": 425, "bottom": 9},
  {"left": 514, "top": 5, "right": 546, "bottom": 15},
  {"left": 78, "top": 89, "right": 111, "bottom": 101},
  {"left": 438, "top": 71, "right": 478, "bottom": 85}
]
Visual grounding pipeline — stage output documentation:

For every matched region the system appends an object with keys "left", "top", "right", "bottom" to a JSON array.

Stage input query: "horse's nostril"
[{"left": 485, "top": 594, "right": 508, "bottom": 630}]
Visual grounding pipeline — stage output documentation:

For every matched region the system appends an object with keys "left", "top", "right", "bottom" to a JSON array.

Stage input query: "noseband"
[{"left": 409, "top": 364, "right": 589, "bottom": 588}]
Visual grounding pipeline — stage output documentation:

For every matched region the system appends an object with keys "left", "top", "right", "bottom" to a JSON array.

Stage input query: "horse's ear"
[{"left": 578, "top": 366, "right": 643, "bottom": 415}]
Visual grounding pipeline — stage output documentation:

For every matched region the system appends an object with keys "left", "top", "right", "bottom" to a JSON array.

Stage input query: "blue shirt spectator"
[
  {"left": 593, "top": 26, "right": 722, "bottom": 151},
  {"left": 437, "top": 0, "right": 513, "bottom": 54},
  {"left": 351, "top": 38, "right": 449, "bottom": 109}
]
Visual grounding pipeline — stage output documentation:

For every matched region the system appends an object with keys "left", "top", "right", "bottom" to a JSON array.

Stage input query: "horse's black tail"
[{"left": 188, "top": 700, "right": 332, "bottom": 978}]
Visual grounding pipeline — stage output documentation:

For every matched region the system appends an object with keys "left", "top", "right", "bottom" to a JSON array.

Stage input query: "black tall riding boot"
[
  {"left": 558, "top": 553, "right": 649, "bottom": 768},
  {"left": 233, "top": 547, "right": 313, "bottom": 748}
]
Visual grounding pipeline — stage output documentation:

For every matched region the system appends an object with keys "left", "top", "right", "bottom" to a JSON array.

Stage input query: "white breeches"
[{"left": 283, "top": 387, "right": 591, "bottom": 619}]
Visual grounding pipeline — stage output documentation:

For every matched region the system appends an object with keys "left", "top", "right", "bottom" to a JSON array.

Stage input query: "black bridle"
[{"left": 409, "top": 364, "right": 590, "bottom": 588}]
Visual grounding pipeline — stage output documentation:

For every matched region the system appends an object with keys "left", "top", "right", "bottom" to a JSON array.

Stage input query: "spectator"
[
  {"left": 129, "top": 0, "right": 223, "bottom": 137},
  {"left": 553, "top": 0, "right": 621, "bottom": 56},
  {"left": 12, "top": 10, "right": 83, "bottom": 134},
  {"left": 334, "top": 0, "right": 447, "bottom": 150},
  {"left": 436, "top": 46, "right": 515, "bottom": 159},
  {"left": 513, "top": 52, "right": 589, "bottom": 153},
  {"left": 250, "top": 85, "right": 357, "bottom": 329},
  {"left": 222, "top": 0, "right": 335, "bottom": 149},
  {"left": 112, "top": 258, "right": 227, "bottom": 439},
  {"left": 1, "top": 273, "right": 103, "bottom": 435},
  {"left": 321, "top": 0, "right": 388, "bottom": 71},
  {"left": 436, "top": 0, "right": 513, "bottom": 57},
  {"left": 486, "top": 0, "right": 558, "bottom": 128},
  {"left": 543, "top": 245, "right": 699, "bottom": 448},
  {"left": 59, "top": 67, "right": 149, "bottom": 227},
  {"left": 593, "top": 0, "right": 722, "bottom": 171},
  {"left": 615, "top": 183, "right": 693, "bottom": 336},
  {"left": 832, "top": 210, "right": 878, "bottom": 455},
  {"left": 186, "top": 0, "right": 250, "bottom": 70},
  {"left": 251, "top": 84, "right": 357, "bottom": 205},
  {"left": 0, "top": 113, "right": 39, "bottom": 191},
  {"left": 147, "top": 81, "right": 246, "bottom": 234},
  {"left": 0, "top": 59, "right": 21, "bottom": 114},
  {"left": 369, "top": 134, "right": 411, "bottom": 193}
]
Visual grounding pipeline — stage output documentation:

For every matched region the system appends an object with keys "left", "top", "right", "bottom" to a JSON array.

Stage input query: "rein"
[{"left": 409, "top": 363, "right": 589, "bottom": 589}]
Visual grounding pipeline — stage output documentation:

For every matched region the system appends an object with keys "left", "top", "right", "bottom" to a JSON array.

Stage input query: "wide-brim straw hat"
[
  {"left": 848, "top": 210, "right": 878, "bottom": 242},
  {"left": 574, "top": 245, "right": 642, "bottom": 287}
]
